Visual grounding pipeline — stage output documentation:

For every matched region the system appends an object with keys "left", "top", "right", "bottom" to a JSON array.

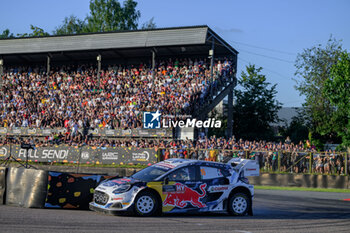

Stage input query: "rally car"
[{"left": 89, "top": 158, "right": 259, "bottom": 216}]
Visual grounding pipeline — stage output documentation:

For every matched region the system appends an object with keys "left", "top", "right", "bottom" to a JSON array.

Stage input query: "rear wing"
[{"left": 228, "top": 158, "right": 260, "bottom": 177}]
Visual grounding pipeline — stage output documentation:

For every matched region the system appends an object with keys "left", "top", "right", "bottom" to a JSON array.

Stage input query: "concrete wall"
[{"left": 249, "top": 173, "right": 349, "bottom": 189}]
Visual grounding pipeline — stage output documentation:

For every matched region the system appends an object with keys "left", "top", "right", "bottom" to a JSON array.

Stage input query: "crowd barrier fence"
[
  {"left": 1, "top": 145, "right": 349, "bottom": 176},
  {"left": 157, "top": 148, "right": 349, "bottom": 176}
]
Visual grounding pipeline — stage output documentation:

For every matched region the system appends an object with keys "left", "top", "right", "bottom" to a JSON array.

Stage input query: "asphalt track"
[{"left": 1, "top": 189, "right": 350, "bottom": 233}]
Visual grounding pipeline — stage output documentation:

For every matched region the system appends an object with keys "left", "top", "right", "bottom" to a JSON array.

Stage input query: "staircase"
[{"left": 193, "top": 73, "right": 237, "bottom": 120}]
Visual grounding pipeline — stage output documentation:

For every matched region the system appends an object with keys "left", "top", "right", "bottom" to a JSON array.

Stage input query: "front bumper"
[{"left": 89, "top": 202, "right": 132, "bottom": 215}]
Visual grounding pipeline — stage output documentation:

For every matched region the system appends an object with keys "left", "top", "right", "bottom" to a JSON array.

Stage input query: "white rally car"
[{"left": 90, "top": 158, "right": 259, "bottom": 216}]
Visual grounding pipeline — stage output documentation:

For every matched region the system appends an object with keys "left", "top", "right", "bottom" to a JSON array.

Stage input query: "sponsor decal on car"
[
  {"left": 208, "top": 186, "right": 229, "bottom": 193},
  {"left": 163, "top": 183, "right": 207, "bottom": 208}
]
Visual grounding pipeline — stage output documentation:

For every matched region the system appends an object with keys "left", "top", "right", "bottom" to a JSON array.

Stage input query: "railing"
[
  {"left": 2, "top": 144, "right": 348, "bottom": 176},
  {"left": 157, "top": 148, "right": 349, "bottom": 176},
  {"left": 0, "top": 127, "right": 172, "bottom": 138}
]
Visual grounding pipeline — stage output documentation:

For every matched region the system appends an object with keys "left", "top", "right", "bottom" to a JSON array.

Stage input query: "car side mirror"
[{"left": 163, "top": 177, "right": 169, "bottom": 185}]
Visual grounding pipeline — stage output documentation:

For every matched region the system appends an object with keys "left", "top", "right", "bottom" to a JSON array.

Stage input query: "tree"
[
  {"left": 323, "top": 51, "right": 350, "bottom": 147},
  {"left": 278, "top": 115, "right": 309, "bottom": 144},
  {"left": 53, "top": 15, "right": 87, "bottom": 35},
  {"left": 233, "top": 65, "right": 282, "bottom": 141},
  {"left": 294, "top": 36, "right": 345, "bottom": 142},
  {"left": 86, "top": 0, "right": 140, "bottom": 32},
  {"left": 4, "top": 0, "right": 145, "bottom": 37},
  {"left": 0, "top": 29, "right": 14, "bottom": 39},
  {"left": 141, "top": 17, "right": 156, "bottom": 29},
  {"left": 17, "top": 25, "right": 50, "bottom": 37}
]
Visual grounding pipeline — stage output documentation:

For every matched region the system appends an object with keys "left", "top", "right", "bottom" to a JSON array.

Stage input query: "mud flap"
[{"left": 248, "top": 202, "right": 253, "bottom": 216}]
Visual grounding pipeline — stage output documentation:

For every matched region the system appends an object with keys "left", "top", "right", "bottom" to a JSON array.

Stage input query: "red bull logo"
[{"left": 163, "top": 183, "right": 207, "bottom": 208}]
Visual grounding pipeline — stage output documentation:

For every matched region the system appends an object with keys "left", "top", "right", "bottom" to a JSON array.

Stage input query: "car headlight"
[{"left": 112, "top": 184, "right": 131, "bottom": 194}]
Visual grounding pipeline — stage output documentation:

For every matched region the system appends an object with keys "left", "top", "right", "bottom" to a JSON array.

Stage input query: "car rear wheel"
[
  {"left": 134, "top": 191, "right": 159, "bottom": 217},
  {"left": 228, "top": 192, "right": 251, "bottom": 216}
]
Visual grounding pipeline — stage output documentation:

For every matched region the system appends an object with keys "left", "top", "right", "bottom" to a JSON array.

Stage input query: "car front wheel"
[
  {"left": 228, "top": 192, "right": 251, "bottom": 216},
  {"left": 134, "top": 191, "right": 159, "bottom": 217}
]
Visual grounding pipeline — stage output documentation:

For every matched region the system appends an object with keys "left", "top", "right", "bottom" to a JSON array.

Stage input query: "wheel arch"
[
  {"left": 228, "top": 186, "right": 253, "bottom": 216},
  {"left": 136, "top": 187, "right": 163, "bottom": 214},
  {"left": 229, "top": 186, "right": 252, "bottom": 199}
]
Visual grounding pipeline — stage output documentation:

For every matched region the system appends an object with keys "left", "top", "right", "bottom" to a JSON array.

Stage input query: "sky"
[{"left": 1, "top": 0, "right": 350, "bottom": 107}]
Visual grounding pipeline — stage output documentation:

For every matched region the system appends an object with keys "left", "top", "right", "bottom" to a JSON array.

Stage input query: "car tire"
[
  {"left": 134, "top": 190, "right": 159, "bottom": 217},
  {"left": 228, "top": 192, "right": 251, "bottom": 216}
]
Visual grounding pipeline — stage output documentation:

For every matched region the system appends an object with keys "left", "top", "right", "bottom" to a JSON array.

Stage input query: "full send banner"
[{"left": 0, "top": 145, "right": 158, "bottom": 165}]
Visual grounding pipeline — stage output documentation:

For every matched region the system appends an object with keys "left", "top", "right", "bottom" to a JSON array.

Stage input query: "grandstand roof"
[{"left": 0, "top": 25, "right": 238, "bottom": 64}]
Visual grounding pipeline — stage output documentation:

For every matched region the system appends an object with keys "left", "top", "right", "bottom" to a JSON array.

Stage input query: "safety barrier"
[
  {"left": 1, "top": 146, "right": 349, "bottom": 176},
  {"left": 0, "top": 145, "right": 158, "bottom": 165},
  {"left": 45, "top": 172, "right": 114, "bottom": 209},
  {"left": 1, "top": 167, "right": 116, "bottom": 209},
  {"left": 249, "top": 173, "right": 349, "bottom": 189},
  {"left": 5, "top": 168, "right": 48, "bottom": 208},
  {"left": 0, "top": 167, "right": 5, "bottom": 204}
]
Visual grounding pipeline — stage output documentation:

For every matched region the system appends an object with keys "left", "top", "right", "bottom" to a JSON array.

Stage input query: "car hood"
[{"left": 96, "top": 177, "right": 143, "bottom": 193}]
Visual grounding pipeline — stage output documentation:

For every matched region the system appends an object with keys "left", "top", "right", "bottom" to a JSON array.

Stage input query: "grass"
[{"left": 255, "top": 185, "right": 350, "bottom": 193}]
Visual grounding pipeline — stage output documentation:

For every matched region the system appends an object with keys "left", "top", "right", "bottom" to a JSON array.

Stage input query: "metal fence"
[
  {"left": 157, "top": 148, "right": 349, "bottom": 176},
  {"left": 1, "top": 144, "right": 349, "bottom": 176}
]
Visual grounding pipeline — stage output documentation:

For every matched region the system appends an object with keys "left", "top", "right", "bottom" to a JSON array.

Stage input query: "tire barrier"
[
  {"left": 0, "top": 167, "right": 6, "bottom": 205},
  {"left": 2, "top": 167, "right": 116, "bottom": 209},
  {"left": 45, "top": 172, "right": 115, "bottom": 209},
  {"left": 249, "top": 173, "right": 349, "bottom": 189},
  {"left": 5, "top": 168, "right": 48, "bottom": 208}
]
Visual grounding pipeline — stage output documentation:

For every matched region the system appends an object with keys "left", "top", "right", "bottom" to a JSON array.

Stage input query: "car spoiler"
[{"left": 227, "top": 158, "right": 260, "bottom": 177}]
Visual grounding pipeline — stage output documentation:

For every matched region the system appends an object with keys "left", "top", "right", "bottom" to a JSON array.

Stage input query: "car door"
[
  {"left": 161, "top": 165, "right": 207, "bottom": 213},
  {"left": 198, "top": 165, "right": 230, "bottom": 211}
]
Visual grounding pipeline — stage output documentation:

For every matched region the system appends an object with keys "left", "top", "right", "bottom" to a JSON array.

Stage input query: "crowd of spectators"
[
  {"left": 0, "top": 58, "right": 347, "bottom": 175},
  {"left": 0, "top": 58, "right": 233, "bottom": 130}
]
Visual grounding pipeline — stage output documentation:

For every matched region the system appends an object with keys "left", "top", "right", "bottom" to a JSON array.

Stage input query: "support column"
[
  {"left": 46, "top": 55, "right": 50, "bottom": 74},
  {"left": 151, "top": 48, "right": 156, "bottom": 87},
  {"left": 227, "top": 85, "right": 233, "bottom": 138},
  {"left": 0, "top": 59, "right": 3, "bottom": 76},
  {"left": 97, "top": 54, "right": 101, "bottom": 88},
  {"left": 152, "top": 49, "right": 156, "bottom": 71},
  {"left": 210, "top": 39, "right": 215, "bottom": 80}
]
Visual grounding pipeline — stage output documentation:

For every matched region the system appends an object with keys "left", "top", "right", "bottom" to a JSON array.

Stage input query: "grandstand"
[{"left": 0, "top": 26, "right": 238, "bottom": 140}]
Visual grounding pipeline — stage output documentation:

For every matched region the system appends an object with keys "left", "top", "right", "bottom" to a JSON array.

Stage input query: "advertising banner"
[
  {"left": 0, "top": 127, "right": 172, "bottom": 138},
  {"left": 45, "top": 172, "right": 115, "bottom": 209},
  {"left": 0, "top": 145, "right": 158, "bottom": 165}
]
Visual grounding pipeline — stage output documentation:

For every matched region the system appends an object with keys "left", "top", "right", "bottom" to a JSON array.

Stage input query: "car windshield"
[{"left": 131, "top": 164, "right": 171, "bottom": 182}]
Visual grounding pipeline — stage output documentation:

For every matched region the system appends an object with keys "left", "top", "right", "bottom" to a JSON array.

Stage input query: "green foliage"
[
  {"left": 308, "top": 131, "right": 324, "bottom": 151},
  {"left": 208, "top": 108, "right": 227, "bottom": 138},
  {"left": 233, "top": 65, "right": 282, "bottom": 141},
  {"left": 54, "top": 15, "right": 87, "bottom": 35},
  {"left": 0, "top": 29, "right": 14, "bottom": 39},
  {"left": 323, "top": 51, "right": 350, "bottom": 147},
  {"left": 8, "top": 0, "right": 143, "bottom": 37},
  {"left": 141, "top": 17, "right": 157, "bottom": 29},
  {"left": 279, "top": 115, "right": 309, "bottom": 144},
  {"left": 86, "top": 0, "right": 140, "bottom": 32},
  {"left": 17, "top": 25, "right": 50, "bottom": 37},
  {"left": 294, "top": 36, "right": 345, "bottom": 139}
]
